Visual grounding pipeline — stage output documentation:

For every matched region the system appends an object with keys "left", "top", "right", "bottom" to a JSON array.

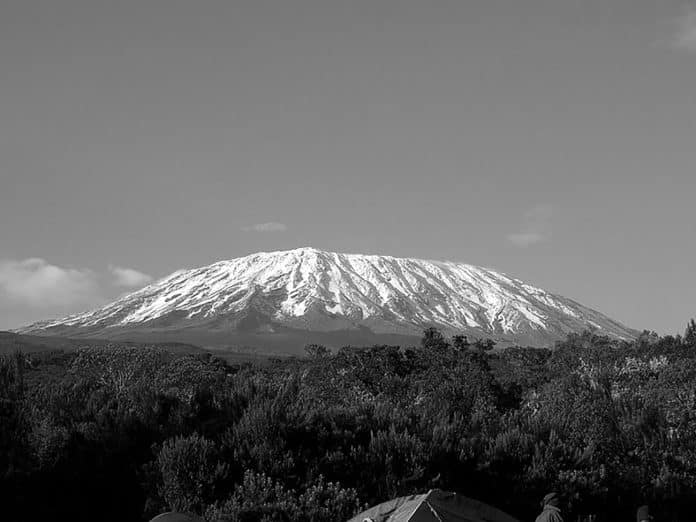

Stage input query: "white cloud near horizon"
[
  {"left": 0, "top": 258, "right": 101, "bottom": 308},
  {"left": 674, "top": 8, "right": 696, "bottom": 52},
  {"left": 242, "top": 222, "right": 288, "bottom": 233},
  {"left": 506, "top": 205, "right": 553, "bottom": 248},
  {"left": 0, "top": 259, "right": 156, "bottom": 328},
  {"left": 109, "top": 265, "right": 154, "bottom": 288}
]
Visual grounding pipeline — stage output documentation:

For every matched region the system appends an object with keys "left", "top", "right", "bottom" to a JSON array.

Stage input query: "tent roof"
[
  {"left": 347, "top": 489, "right": 519, "bottom": 522},
  {"left": 149, "top": 512, "right": 203, "bottom": 522}
]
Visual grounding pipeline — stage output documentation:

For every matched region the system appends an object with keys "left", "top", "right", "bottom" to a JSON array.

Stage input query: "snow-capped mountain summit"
[{"left": 18, "top": 247, "right": 636, "bottom": 349}]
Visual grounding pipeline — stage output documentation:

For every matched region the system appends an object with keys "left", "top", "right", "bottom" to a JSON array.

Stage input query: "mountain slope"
[{"left": 17, "top": 247, "right": 636, "bottom": 349}]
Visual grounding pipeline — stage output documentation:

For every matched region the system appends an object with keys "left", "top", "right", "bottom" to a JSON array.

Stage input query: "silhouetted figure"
[
  {"left": 636, "top": 505, "right": 652, "bottom": 522},
  {"left": 535, "top": 492, "right": 564, "bottom": 522}
]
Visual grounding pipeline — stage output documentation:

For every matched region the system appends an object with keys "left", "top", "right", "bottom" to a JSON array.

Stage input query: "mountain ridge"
[{"left": 17, "top": 247, "right": 637, "bottom": 349}]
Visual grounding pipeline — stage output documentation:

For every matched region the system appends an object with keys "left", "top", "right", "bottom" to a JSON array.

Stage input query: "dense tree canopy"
[{"left": 1, "top": 321, "right": 696, "bottom": 521}]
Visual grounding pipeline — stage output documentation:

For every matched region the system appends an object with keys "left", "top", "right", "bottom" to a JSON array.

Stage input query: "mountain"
[{"left": 17, "top": 247, "right": 636, "bottom": 352}]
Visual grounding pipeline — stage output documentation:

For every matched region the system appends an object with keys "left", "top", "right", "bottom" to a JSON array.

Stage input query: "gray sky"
[{"left": 1, "top": 0, "right": 695, "bottom": 334}]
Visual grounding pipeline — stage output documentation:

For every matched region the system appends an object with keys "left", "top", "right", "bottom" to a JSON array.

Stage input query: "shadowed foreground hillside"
[{"left": 1, "top": 321, "right": 696, "bottom": 522}]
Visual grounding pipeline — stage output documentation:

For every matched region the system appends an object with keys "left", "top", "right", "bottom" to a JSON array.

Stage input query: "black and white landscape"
[{"left": 2, "top": 1, "right": 696, "bottom": 522}]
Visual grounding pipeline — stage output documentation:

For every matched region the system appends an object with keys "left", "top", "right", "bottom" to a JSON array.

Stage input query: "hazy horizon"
[{"left": 2, "top": 0, "right": 695, "bottom": 334}]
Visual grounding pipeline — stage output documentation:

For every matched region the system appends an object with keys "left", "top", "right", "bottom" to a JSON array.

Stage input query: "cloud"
[
  {"left": 0, "top": 258, "right": 100, "bottom": 308},
  {"left": 242, "top": 222, "right": 288, "bottom": 233},
  {"left": 674, "top": 8, "right": 696, "bottom": 52},
  {"left": 109, "top": 265, "right": 153, "bottom": 288},
  {"left": 506, "top": 205, "right": 552, "bottom": 248},
  {"left": 507, "top": 232, "right": 546, "bottom": 248}
]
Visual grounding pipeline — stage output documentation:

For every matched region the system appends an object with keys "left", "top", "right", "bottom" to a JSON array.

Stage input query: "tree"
[
  {"left": 472, "top": 338, "right": 496, "bottom": 353},
  {"left": 0, "top": 352, "right": 29, "bottom": 480},
  {"left": 205, "top": 471, "right": 362, "bottom": 522},
  {"left": 304, "top": 344, "right": 329, "bottom": 359},
  {"left": 421, "top": 327, "right": 449, "bottom": 350},
  {"left": 684, "top": 319, "right": 696, "bottom": 347},
  {"left": 452, "top": 334, "right": 470, "bottom": 351},
  {"left": 157, "top": 433, "right": 229, "bottom": 514}
]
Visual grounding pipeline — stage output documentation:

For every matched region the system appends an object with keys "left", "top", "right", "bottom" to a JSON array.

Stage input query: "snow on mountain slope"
[{"left": 17, "top": 247, "right": 636, "bottom": 345}]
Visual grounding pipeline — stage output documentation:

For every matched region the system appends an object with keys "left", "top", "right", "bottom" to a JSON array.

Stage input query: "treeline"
[{"left": 1, "top": 321, "right": 696, "bottom": 521}]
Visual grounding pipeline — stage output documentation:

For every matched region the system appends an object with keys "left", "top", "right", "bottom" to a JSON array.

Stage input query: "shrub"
[{"left": 157, "top": 433, "right": 229, "bottom": 514}]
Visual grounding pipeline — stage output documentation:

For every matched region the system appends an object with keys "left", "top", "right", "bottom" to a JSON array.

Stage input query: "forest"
[{"left": 2, "top": 321, "right": 696, "bottom": 522}]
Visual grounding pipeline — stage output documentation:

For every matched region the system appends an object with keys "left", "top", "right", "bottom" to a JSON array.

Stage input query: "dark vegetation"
[
  {"left": 2, "top": 321, "right": 696, "bottom": 522},
  {"left": 0, "top": 330, "right": 275, "bottom": 364}
]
